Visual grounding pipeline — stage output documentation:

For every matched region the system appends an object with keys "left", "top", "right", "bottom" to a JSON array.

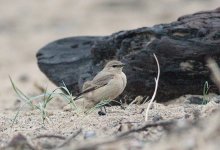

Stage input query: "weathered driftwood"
[{"left": 37, "top": 8, "right": 220, "bottom": 102}]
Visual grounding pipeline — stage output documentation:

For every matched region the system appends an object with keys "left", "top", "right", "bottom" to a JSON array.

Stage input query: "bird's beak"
[{"left": 118, "top": 63, "right": 125, "bottom": 67}]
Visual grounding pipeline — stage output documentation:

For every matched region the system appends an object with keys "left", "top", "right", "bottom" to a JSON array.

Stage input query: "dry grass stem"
[
  {"left": 207, "top": 58, "right": 220, "bottom": 90},
  {"left": 145, "top": 53, "right": 160, "bottom": 122}
]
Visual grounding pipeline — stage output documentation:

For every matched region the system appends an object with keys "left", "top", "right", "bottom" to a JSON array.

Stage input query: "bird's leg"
[
  {"left": 103, "top": 106, "right": 107, "bottom": 113},
  {"left": 98, "top": 106, "right": 107, "bottom": 116}
]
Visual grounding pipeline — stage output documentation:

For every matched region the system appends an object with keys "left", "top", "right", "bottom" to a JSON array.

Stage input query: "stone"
[{"left": 37, "top": 8, "right": 220, "bottom": 102}]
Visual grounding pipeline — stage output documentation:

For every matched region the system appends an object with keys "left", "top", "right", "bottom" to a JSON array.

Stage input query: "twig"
[
  {"left": 142, "top": 96, "right": 149, "bottom": 104},
  {"left": 125, "top": 97, "right": 139, "bottom": 110},
  {"left": 7, "top": 133, "right": 36, "bottom": 150},
  {"left": 57, "top": 129, "right": 82, "bottom": 148},
  {"left": 118, "top": 120, "right": 175, "bottom": 138},
  {"left": 34, "top": 134, "right": 66, "bottom": 140},
  {"left": 70, "top": 120, "right": 175, "bottom": 150},
  {"left": 129, "top": 98, "right": 138, "bottom": 106},
  {"left": 72, "top": 136, "right": 131, "bottom": 150},
  {"left": 145, "top": 53, "right": 160, "bottom": 121}
]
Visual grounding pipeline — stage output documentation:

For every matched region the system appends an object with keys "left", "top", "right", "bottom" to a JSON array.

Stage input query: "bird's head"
[{"left": 104, "top": 60, "right": 125, "bottom": 73}]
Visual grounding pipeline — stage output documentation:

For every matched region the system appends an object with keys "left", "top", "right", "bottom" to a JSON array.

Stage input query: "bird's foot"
[{"left": 98, "top": 111, "right": 106, "bottom": 116}]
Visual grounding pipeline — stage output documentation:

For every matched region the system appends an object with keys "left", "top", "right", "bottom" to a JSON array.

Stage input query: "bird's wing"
[
  {"left": 92, "top": 72, "right": 115, "bottom": 86},
  {"left": 74, "top": 72, "right": 114, "bottom": 100}
]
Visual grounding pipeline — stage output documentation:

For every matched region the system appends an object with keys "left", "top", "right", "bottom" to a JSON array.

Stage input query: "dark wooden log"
[{"left": 37, "top": 8, "right": 220, "bottom": 102}]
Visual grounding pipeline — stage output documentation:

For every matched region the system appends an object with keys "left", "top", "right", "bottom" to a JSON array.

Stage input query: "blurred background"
[{"left": 0, "top": 0, "right": 219, "bottom": 110}]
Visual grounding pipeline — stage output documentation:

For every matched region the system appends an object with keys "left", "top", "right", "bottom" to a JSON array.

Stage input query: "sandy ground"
[
  {"left": 1, "top": 95, "right": 220, "bottom": 149},
  {"left": 0, "top": 0, "right": 220, "bottom": 149}
]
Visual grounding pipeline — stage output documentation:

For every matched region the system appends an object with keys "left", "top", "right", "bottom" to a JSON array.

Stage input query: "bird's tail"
[{"left": 73, "top": 94, "right": 83, "bottom": 101}]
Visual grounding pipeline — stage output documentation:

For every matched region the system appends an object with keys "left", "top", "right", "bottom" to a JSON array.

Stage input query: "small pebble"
[
  {"left": 187, "top": 96, "right": 207, "bottom": 105},
  {"left": 211, "top": 96, "right": 220, "bottom": 104},
  {"left": 18, "top": 74, "right": 29, "bottom": 82},
  {"left": 84, "top": 131, "right": 96, "bottom": 139},
  {"left": 152, "top": 114, "right": 163, "bottom": 122},
  {"left": 63, "top": 105, "right": 72, "bottom": 111}
]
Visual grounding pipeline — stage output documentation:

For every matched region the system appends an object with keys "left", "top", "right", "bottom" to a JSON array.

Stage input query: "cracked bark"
[{"left": 37, "top": 8, "right": 220, "bottom": 102}]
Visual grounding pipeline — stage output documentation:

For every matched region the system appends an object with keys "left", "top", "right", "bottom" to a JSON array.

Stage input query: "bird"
[{"left": 74, "top": 60, "right": 127, "bottom": 114}]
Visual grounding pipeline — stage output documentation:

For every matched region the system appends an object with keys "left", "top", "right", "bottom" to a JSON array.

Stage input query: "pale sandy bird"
[{"left": 75, "top": 60, "right": 127, "bottom": 114}]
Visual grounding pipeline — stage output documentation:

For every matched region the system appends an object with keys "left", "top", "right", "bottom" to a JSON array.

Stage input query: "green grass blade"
[
  {"left": 9, "top": 76, "right": 33, "bottom": 106},
  {"left": 61, "top": 81, "right": 71, "bottom": 96},
  {"left": 11, "top": 103, "right": 26, "bottom": 128}
]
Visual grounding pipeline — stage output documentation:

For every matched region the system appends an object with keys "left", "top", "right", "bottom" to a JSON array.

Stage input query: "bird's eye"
[{"left": 112, "top": 65, "right": 117, "bottom": 68}]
